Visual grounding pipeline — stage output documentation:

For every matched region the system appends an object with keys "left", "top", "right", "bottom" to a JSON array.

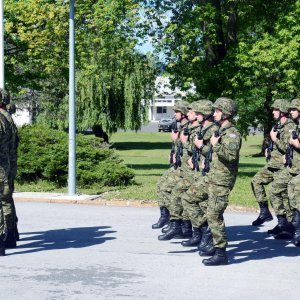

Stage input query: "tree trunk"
[
  {"left": 260, "top": 90, "right": 274, "bottom": 155},
  {"left": 200, "top": 0, "right": 227, "bottom": 66}
]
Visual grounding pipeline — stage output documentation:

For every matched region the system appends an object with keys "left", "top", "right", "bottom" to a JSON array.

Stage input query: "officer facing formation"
[{"left": 0, "top": 89, "right": 19, "bottom": 256}]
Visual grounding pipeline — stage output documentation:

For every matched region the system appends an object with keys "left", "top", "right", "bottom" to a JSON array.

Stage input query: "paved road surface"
[{"left": 1, "top": 202, "right": 299, "bottom": 299}]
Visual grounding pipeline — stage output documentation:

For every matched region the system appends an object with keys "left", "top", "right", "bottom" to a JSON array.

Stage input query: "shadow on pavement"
[
  {"left": 159, "top": 225, "right": 299, "bottom": 261},
  {"left": 9, "top": 226, "right": 116, "bottom": 255},
  {"left": 227, "top": 225, "right": 299, "bottom": 264}
]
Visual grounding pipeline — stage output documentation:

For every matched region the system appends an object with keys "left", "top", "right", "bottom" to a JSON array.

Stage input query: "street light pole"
[
  {"left": 0, "top": 0, "right": 4, "bottom": 90},
  {"left": 68, "top": 0, "right": 76, "bottom": 195}
]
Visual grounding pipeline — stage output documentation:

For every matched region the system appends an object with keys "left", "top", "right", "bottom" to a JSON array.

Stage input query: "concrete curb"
[{"left": 13, "top": 192, "right": 259, "bottom": 212}]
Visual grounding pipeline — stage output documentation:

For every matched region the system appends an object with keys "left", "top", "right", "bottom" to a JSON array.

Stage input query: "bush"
[{"left": 17, "top": 125, "right": 134, "bottom": 188}]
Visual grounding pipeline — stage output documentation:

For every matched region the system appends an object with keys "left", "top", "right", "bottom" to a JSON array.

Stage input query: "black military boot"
[
  {"left": 181, "top": 227, "right": 202, "bottom": 247},
  {"left": 292, "top": 210, "right": 300, "bottom": 247},
  {"left": 252, "top": 202, "right": 273, "bottom": 226},
  {"left": 161, "top": 222, "right": 171, "bottom": 233},
  {"left": 15, "top": 224, "right": 20, "bottom": 241},
  {"left": 202, "top": 247, "right": 228, "bottom": 266},
  {"left": 198, "top": 226, "right": 216, "bottom": 256},
  {"left": 152, "top": 207, "right": 170, "bottom": 229},
  {"left": 198, "top": 226, "right": 215, "bottom": 256},
  {"left": 181, "top": 220, "right": 193, "bottom": 238},
  {"left": 267, "top": 224, "right": 280, "bottom": 235},
  {"left": 274, "top": 215, "right": 294, "bottom": 240},
  {"left": 0, "top": 235, "right": 5, "bottom": 256},
  {"left": 158, "top": 220, "right": 183, "bottom": 240},
  {"left": 5, "top": 229, "right": 17, "bottom": 249},
  {"left": 198, "top": 225, "right": 213, "bottom": 251}
]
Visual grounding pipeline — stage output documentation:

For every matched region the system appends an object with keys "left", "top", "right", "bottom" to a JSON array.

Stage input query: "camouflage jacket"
[
  {"left": 198, "top": 122, "right": 219, "bottom": 164},
  {"left": 0, "top": 113, "right": 12, "bottom": 172},
  {"left": 181, "top": 122, "right": 200, "bottom": 172},
  {"left": 1, "top": 110, "right": 18, "bottom": 172},
  {"left": 268, "top": 119, "right": 295, "bottom": 169},
  {"left": 207, "top": 122, "right": 242, "bottom": 188},
  {"left": 286, "top": 122, "right": 300, "bottom": 174}
]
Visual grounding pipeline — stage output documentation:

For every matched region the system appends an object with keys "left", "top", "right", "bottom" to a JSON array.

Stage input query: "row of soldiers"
[
  {"left": 151, "top": 97, "right": 300, "bottom": 266},
  {"left": 0, "top": 90, "right": 19, "bottom": 257}
]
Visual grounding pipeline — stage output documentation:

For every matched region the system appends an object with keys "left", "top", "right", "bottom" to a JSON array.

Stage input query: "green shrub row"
[{"left": 17, "top": 125, "right": 134, "bottom": 188}]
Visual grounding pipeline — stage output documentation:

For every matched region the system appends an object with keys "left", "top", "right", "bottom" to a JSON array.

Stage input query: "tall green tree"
[
  {"left": 4, "top": 0, "right": 156, "bottom": 133},
  {"left": 143, "top": 0, "right": 300, "bottom": 138}
]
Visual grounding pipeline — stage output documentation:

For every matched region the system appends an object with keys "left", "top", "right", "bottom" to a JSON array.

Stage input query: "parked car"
[{"left": 158, "top": 118, "right": 174, "bottom": 132}]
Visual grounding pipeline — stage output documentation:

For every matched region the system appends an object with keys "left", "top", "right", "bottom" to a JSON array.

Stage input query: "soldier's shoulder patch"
[{"left": 229, "top": 142, "right": 238, "bottom": 150}]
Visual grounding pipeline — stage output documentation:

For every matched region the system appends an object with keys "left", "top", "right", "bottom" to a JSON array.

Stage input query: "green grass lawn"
[
  {"left": 16, "top": 131, "right": 266, "bottom": 208},
  {"left": 107, "top": 132, "right": 265, "bottom": 208}
]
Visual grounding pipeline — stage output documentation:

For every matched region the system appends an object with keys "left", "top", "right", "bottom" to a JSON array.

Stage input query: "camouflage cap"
[
  {"left": 271, "top": 99, "right": 290, "bottom": 114},
  {"left": 190, "top": 100, "right": 213, "bottom": 115},
  {"left": 174, "top": 100, "right": 189, "bottom": 115},
  {"left": 289, "top": 98, "right": 300, "bottom": 111},
  {"left": 212, "top": 97, "right": 237, "bottom": 117}
]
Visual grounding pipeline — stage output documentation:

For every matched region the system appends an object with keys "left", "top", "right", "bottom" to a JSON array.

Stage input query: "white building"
[
  {"left": 148, "top": 77, "right": 195, "bottom": 121},
  {"left": 12, "top": 105, "right": 31, "bottom": 127}
]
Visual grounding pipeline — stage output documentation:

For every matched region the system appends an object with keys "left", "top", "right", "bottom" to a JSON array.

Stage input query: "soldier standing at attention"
[
  {"left": 251, "top": 99, "right": 294, "bottom": 235},
  {"left": 0, "top": 101, "right": 19, "bottom": 246},
  {"left": 0, "top": 91, "right": 13, "bottom": 256},
  {"left": 181, "top": 100, "right": 218, "bottom": 248},
  {"left": 158, "top": 100, "right": 204, "bottom": 241},
  {"left": 284, "top": 98, "right": 300, "bottom": 246},
  {"left": 196, "top": 97, "right": 241, "bottom": 266},
  {"left": 152, "top": 101, "right": 189, "bottom": 230}
]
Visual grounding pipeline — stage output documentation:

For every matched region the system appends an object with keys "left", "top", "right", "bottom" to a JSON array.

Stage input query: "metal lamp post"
[{"left": 68, "top": 0, "right": 76, "bottom": 195}]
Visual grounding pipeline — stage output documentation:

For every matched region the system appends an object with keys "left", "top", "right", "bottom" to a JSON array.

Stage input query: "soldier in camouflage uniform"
[
  {"left": 283, "top": 98, "right": 300, "bottom": 246},
  {"left": 0, "top": 91, "right": 13, "bottom": 256},
  {"left": 181, "top": 100, "right": 219, "bottom": 247},
  {"left": 158, "top": 100, "right": 209, "bottom": 241},
  {"left": 0, "top": 101, "right": 19, "bottom": 246},
  {"left": 152, "top": 101, "right": 189, "bottom": 230},
  {"left": 251, "top": 100, "right": 295, "bottom": 237},
  {"left": 188, "top": 97, "right": 241, "bottom": 266}
]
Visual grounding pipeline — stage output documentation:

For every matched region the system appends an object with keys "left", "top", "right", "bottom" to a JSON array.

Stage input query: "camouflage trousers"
[
  {"left": 251, "top": 166, "right": 279, "bottom": 204},
  {"left": 288, "top": 173, "right": 300, "bottom": 211},
  {"left": 252, "top": 166, "right": 293, "bottom": 221},
  {"left": 269, "top": 168, "right": 294, "bottom": 221},
  {"left": 182, "top": 175, "right": 231, "bottom": 249},
  {"left": 167, "top": 167, "right": 195, "bottom": 221},
  {"left": 0, "top": 165, "right": 15, "bottom": 231},
  {"left": 156, "top": 168, "right": 177, "bottom": 208},
  {"left": 0, "top": 167, "right": 8, "bottom": 235}
]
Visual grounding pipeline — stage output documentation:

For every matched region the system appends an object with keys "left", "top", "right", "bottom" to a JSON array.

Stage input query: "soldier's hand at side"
[
  {"left": 282, "top": 154, "right": 286, "bottom": 164},
  {"left": 180, "top": 134, "right": 188, "bottom": 144},
  {"left": 173, "top": 154, "right": 176, "bottom": 164},
  {"left": 270, "top": 129, "right": 278, "bottom": 142},
  {"left": 194, "top": 137, "right": 203, "bottom": 149},
  {"left": 210, "top": 135, "right": 220, "bottom": 146},
  {"left": 265, "top": 148, "right": 268, "bottom": 158},
  {"left": 171, "top": 131, "right": 179, "bottom": 141},
  {"left": 188, "top": 158, "right": 193, "bottom": 169},
  {"left": 290, "top": 137, "right": 300, "bottom": 149},
  {"left": 201, "top": 160, "right": 205, "bottom": 170}
]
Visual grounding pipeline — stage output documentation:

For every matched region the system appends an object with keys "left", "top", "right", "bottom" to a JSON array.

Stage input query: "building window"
[{"left": 157, "top": 106, "right": 167, "bottom": 114}]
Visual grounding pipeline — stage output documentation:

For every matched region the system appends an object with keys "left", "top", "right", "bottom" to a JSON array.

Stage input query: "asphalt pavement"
[{"left": 0, "top": 201, "right": 299, "bottom": 300}]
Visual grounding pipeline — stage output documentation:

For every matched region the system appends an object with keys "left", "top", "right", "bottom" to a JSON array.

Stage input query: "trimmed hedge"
[{"left": 17, "top": 125, "right": 134, "bottom": 188}]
